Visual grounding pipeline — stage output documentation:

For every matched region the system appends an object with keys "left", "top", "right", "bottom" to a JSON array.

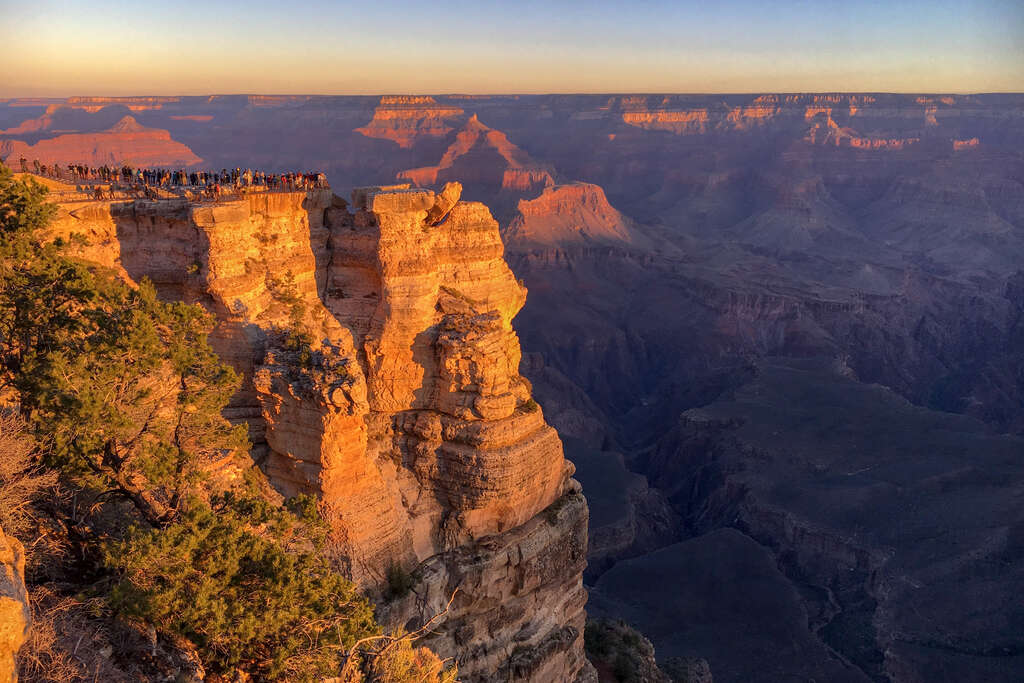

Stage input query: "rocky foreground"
[{"left": 38, "top": 179, "right": 595, "bottom": 682}]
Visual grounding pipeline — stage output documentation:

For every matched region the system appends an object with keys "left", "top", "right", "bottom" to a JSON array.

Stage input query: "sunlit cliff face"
[{"left": 39, "top": 177, "right": 592, "bottom": 682}]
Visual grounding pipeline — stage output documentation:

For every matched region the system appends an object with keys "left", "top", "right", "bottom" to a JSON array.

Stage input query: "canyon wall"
[
  {"left": 356, "top": 96, "right": 464, "bottom": 148},
  {"left": 44, "top": 180, "right": 594, "bottom": 682},
  {"left": 11, "top": 91, "right": 1024, "bottom": 681}
]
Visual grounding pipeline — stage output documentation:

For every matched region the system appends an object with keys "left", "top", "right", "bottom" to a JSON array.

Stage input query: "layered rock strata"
[
  {"left": 504, "top": 182, "right": 640, "bottom": 249},
  {"left": 398, "top": 115, "right": 554, "bottom": 195},
  {"left": 44, "top": 178, "right": 593, "bottom": 682},
  {"left": 356, "top": 96, "right": 465, "bottom": 148}
]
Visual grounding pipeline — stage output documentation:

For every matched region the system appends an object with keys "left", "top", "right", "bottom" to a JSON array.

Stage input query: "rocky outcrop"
[
  {"left": 804, "top": 119, "right": 920, "bottom": 149},
  {"left": 0, "top": 104, "right": 61, "bottom": 135},
  {"left": 398, "top": 114, "right": 554, "bottom": 195},
  {"left": 0, "top": 527, "right": 29, "bottom": 683},
  {"left": 724, "top": 103, "right": 781, "bottom": 128},
  {"left": 356, "top": 96, "right": 465, "bottom": 148},
  {"left": 0, "top": 116, "right": 201, "bottom": 167},
  {"left": 584, "top": 618, "right": 674, "bottom": 683},
  {"left": 45, "top": 178, "right": 592, "bottom": 682},
  {"left": 65, "top": 96, "right": 181, "bottom": 112},
  {"left": 505, "top": 182, "right": 640, "bottom": 249},
  {"left": 382, "top": 487, "right": 592, "bottom": 682},
  {"left": 622, "top": 109, "right": 709, "bottom": 134}
]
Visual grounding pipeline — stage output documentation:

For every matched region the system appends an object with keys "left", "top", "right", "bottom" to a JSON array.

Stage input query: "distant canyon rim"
[{"left": 3, "top": 92, "right": 1024, "bottom": 682}]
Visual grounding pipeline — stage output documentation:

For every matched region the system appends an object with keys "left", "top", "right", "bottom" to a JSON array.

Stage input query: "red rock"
[
  {"left": 0, "top": 104, "right": 60, "bottom": 134},
  {"left": 65, "top": 95, "right": 180, "bottom": 112},
  {"left": 505, "top": 182, "right": 639, "bottom": 248},
  {"left": 622, "top": 109, "right": 709, "bottom": 134},
  {"left": 398, "top": 114, "right": 554, "bottom": 193},
  {"left": 356, "top": 95, "right": 464, "bottom": 148},
  {"left": 0, "top": 115, "right": 201, "bottom": 167}
]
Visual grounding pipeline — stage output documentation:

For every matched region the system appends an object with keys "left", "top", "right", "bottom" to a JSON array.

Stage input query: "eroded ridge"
[{"left": 43, "top": 176, "right": 594, "bottom": 682}]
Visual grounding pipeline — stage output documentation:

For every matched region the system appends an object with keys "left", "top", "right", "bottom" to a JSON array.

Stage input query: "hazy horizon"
[
  {"left": 3, "top": 90, "right": 1024, "bottom": 99},
  {"left": 2, "top": 0, "right": 1022, "bottom": 97}
]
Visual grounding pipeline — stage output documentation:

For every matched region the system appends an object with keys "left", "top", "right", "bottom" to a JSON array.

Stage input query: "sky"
[{"left": 1, "top": 0, "right": 1022, "bottom": 96}]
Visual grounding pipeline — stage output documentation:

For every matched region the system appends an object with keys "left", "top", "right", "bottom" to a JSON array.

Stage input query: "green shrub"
[
  {"left": 585, "top": 619, "right": 669, "bottom": 683},
  {"left": 386, "top": 562, "right": 415, "bottom": 599},
  {"left": 362, "top": 634, "right": 458, "bottom": 682},
  {"left": 105, "top": 493, "right": 377, "bottom": 680},
  {"left": 265, "top": 269, "right": 306, "bottom": 328}
]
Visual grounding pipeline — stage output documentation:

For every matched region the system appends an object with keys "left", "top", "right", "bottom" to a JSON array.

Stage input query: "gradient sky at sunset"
[{"left": 1, "top": 0, "right": 1022, "bottom": 96}]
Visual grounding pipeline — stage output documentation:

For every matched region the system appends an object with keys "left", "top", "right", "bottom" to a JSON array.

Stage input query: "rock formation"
[
  {"left": 504, "top": 182, "right": 640, "bottom": 249},
  {"left": 0, "top": 116, "right": 201, "bottom": 167},
  {"left": 399, "top": 114, "right": 554, "bottom": 196},
  {"left": 356, "top": 96, "right": 465, "bottom": 148},
  {"left": 622, "top": 109, "right": 709, "bottom": 134},
  {"left": 43, "top": 178, "right": 594, "bottom": 682},
  {"left": 0, "top": 526, "right": 29, "bottom": 683},
  {"left": 584, "top": 618, "right": 677, "bottom": 683},
  {"left": 64, "top": 96, "right": 182, "bottom": 113},
  {"left": 11, "top": 90, "right": 1024, "bottom": 681},
  {"left": 803, "top": 116, "right": 920, "bottom": 149},
  {"left": 0, "top": 104, "right": 62, "bottom": 135}
]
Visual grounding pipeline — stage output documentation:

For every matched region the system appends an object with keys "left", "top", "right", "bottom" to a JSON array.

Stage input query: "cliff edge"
[{"left": 44, "top": 178, "right": 595, "bottom": 682}]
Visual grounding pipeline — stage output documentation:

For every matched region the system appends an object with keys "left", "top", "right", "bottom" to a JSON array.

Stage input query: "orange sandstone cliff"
[{"left": 44, "top": 180, "right": 595, "bottom": 683}]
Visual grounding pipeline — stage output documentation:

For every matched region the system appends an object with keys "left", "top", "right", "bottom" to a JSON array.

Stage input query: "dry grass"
[
  {"left": 1, "top": 412, "right": 192, "bottom": 682},
  {"left": 0, "top": 411, "right": 56, "bottom": 538},
  {"left": 0, "top": 410, "right": 65, "bottom": 581},
  {"left": 18, "top": 584, "right": 206, "bottom": 683},
  {"left": 16, "top": 586, "right": 127, "bottom": 683}
]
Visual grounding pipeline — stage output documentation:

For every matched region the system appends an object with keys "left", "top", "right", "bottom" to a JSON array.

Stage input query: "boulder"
[{"left": 0, "top": 527, "right": 29, "bottom": 683}]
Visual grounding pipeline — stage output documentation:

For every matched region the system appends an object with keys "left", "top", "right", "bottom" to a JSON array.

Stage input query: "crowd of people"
[{"left": 15, "top": 157, "right": 329, "bottom": 202}]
